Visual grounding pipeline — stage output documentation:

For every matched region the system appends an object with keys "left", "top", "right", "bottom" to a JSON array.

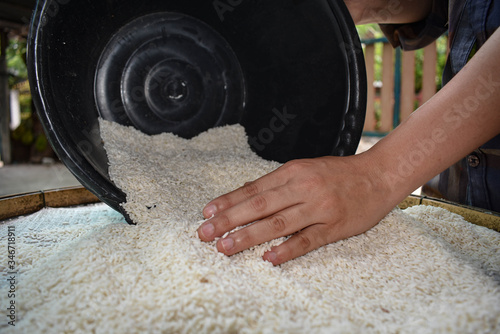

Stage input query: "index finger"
[
  {"left": 202, "top": 165, "right": 287, "bottom": 218},
  {"left": 198, "top": 182, "right": 298, "bottom": 242}
]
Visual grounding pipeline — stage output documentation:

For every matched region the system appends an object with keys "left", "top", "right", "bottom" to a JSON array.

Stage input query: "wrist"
[{"left": 356, "top": 144, "right": 416, "bottom": 209}]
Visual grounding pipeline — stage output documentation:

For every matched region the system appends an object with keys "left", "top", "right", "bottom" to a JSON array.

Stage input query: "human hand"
[
  {"left": 197, "top": 153, "right": 398, "bottom": 265},
  {"left": 197, "top": 27, "right": 500, "bottom": 266}
]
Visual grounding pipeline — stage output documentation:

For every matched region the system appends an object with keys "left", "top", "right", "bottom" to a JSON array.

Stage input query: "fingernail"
[
  {"left": 201, "top": 223, "right": 215, "bottom": 238},
  {"left": 221, "top": 237, "right": 234, "bottom": 251},
  {"left": 204, "top": 204, "right": 217, "bottom": 217},
  {"left": 265, "top": 251, "right": 277, "bottom": 262}
]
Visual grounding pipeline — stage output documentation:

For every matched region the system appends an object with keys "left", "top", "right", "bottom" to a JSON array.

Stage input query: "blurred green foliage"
[
  {"left": 356, "top": 24, "right": 385, "bottom": 40},
  {"left": 7, "top": 38, "right": 28, "bottom": 87},
  {"left": 11, "top": 116, "right": 33, "bottom": 144},
  {"left": 4, "top": 35, "right": 49, "bottom": 155}
]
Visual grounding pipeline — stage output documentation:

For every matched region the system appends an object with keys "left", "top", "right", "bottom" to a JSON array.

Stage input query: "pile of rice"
[{"left": 1, "top": 120, "right": 499, "bottom": 333}]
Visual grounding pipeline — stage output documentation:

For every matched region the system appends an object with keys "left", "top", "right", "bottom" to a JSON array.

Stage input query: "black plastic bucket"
[{"left": 28, "top": 0, "right": 366, "bottom": 218}]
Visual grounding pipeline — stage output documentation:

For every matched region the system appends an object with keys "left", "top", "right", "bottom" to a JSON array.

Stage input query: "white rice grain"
[{"left": 3, "top": 120, "right": 499, "bottom": 333}]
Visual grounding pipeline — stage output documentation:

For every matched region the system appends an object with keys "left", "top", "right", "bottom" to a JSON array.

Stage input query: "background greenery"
[
  {"left": 357, "top": 24, "right": 448, "bottom": 96},
  {"left": 4, "top": 35, "right": 50, "bottom": 161},
  {"left": 356, "top": 24, "right": 448, "bottom": 129}
]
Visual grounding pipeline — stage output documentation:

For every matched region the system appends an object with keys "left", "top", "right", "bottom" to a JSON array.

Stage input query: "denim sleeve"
[{"left": 379, "top": 0, "right": 449, "bottom": 50}]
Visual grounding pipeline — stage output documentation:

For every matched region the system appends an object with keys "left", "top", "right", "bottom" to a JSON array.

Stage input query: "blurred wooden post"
[
  {"left": 363, "top": 44, "right": 376, "bottom": 132},
  {"left": 400, "top": 50, "right": 416, "bottom": 122},
  {"left": 0, "top": 28, "right": 11, "bottom": 164},
  {"left": 393, "top": 48, "right": 402, "bottom": 128},
  {"left": 379, "top": 43, "right": 394, "bottom": 133},
  {"left": 361, "top": 37, "right": 441, "bottom": 135},
  {"left": 421, "top": 42, "right": 437, "bottom": 104}
]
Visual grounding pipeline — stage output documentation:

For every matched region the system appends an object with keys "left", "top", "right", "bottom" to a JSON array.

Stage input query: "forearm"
[
  {"left": 365, "top": 28, "right": 500, "bottom": 205},
  {"left": 344, "top": 0, "right": 433, "bottom": 25},
  {"left": 196, "top": 26, "right": 500, "bottom": 267}
]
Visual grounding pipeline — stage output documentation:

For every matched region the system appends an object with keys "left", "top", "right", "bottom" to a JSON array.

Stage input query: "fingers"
[
  {"left": 202, "top": 180, "right": 261, "bottom": 218},
  {"left": 214, "top": 205, "right": 307, "bottom": 256},
  {"left": 262, "top": 224, "right": 334, "bottom": 266},
  {"left": 197, "top": 157, "right": 366, "bottom": 266},
  {"left": 202, "top": 163, "right": 294, "bottom": 219},
  {"left": 198, "top": 184, "right": 297, "bottom": 242}
]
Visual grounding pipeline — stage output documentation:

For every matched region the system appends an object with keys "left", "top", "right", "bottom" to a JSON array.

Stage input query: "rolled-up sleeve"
[{"left": 379, "top": 0, "right": 449, "bottom": 50}]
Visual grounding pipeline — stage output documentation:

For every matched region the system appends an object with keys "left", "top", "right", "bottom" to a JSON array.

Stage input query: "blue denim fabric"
[{"left": 381, "top": 0, "right": 500, "bottom": 212}]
